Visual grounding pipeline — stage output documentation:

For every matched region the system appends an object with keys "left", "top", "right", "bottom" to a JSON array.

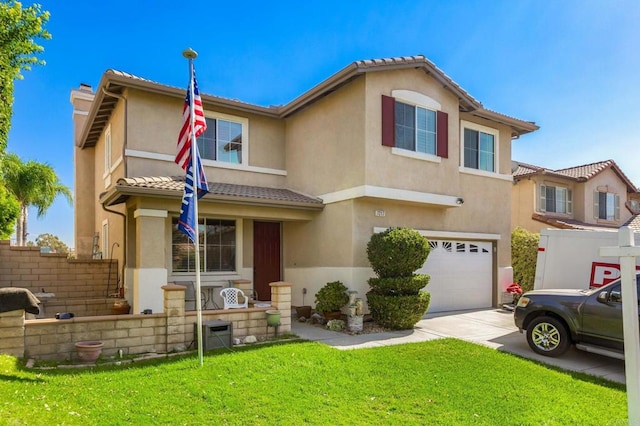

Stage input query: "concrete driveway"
[{"left": 291, "top": 308, "right": 626, "bottom": 384}]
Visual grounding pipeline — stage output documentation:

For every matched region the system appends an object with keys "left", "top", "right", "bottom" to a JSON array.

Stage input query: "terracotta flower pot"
[{"left": 75, "top": 341, "right": 104, "bottom": 364}]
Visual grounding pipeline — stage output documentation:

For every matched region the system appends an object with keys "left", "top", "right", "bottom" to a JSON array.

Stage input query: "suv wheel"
[{"left": 526, "top": 316, "right": 570, "bottom": 357}]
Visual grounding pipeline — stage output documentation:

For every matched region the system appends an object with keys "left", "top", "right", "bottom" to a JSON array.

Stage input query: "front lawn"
[{"left": 0, "top": 339, "right": 626, "bottom": 425}]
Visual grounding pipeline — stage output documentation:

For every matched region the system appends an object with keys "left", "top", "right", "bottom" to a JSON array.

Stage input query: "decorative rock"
[
  {"left": 298, "top": 316, "right": 307, "bottom": 322},
  {"left": 244, "top": 335, "right": 257, "bottom": 344},
  {"left": 310, "top": 312, "right": 324, "bottom": 324},
  {"left": 233, "top": 338, "right": 242, "bottom": 345}
]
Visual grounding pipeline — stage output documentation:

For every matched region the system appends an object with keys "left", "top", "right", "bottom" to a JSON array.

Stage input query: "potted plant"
[{"left": 314, "top": 281, "right": 349, "bottom": 321}]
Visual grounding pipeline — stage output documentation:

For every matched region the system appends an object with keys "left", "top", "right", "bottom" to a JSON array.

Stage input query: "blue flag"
[{"left": 177, "top": 144, "right": 209, "bottom": 243}]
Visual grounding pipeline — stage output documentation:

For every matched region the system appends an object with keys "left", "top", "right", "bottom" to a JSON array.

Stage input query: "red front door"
[{"left": 253, "top": 222, "right": 281, "bottom": 301}]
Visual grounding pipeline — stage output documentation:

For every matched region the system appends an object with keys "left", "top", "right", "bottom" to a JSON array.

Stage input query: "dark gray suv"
[{"left": 514, "top": 274, "right": 640, "bottom": 358}]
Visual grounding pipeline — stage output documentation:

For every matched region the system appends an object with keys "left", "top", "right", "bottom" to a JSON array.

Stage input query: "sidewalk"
[{"left": 292, "top": 308, "right": 626, "bottom": 384}]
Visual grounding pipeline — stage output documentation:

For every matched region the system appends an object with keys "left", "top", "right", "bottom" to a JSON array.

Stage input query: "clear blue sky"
[{"left": 8, "top": 0, "right": 640, "bottom": 247}]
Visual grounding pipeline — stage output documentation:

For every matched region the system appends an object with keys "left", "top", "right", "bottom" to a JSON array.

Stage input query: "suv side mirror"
[{"left": 597, "top": 292, "right": 609, "bottom": 304}]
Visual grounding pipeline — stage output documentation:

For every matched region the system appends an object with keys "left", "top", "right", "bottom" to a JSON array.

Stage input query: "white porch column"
[
  {"left": 132, "top": 209, "right": 168, "bottom": 314},
  {"left": 600, "top": 226, "right": 640, "bottom": 425}
]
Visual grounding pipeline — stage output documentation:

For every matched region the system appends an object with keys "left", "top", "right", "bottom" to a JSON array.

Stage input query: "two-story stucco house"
[
  {"left": 70, "top": 55, "right": 538, "bottom": 314},
  {"left": 511, "top": 160, "right": 640, "bottom": 233}
]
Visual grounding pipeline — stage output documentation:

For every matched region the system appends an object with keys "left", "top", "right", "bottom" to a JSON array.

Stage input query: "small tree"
[
  {"left": 35, "top": 233, "right": 69, "bottom": 254},
  {"left": 0, "top": 2, "right": 51, "bottom": 152},
  {"left": 2, "top": 153, "right": 72, "bottom": 246},
  {"left": 366, "top": 228, "right": 431, "bottom": 329},
  {"left": 0, "top": 184, "right": 19, "bottom": 239},
  {"left": 511, "top": 227, "right": 539, "bottom": 293}
]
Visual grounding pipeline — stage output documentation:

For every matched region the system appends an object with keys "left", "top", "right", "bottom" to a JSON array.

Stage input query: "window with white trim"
[
  {"left": 172, "top": 217, "right": 236, "bottom": 272},
  {"left": 539, "top": 185, "right": 573, "bottom": 214},
  {"left": 461, "top": 121, "right": 498, "bottom": 172},
  {"left": 594, "top": 191, "right": 620, "bottom": 221},
  {"left": 197, "top": 114, "right": 247, "bottom": 164}
]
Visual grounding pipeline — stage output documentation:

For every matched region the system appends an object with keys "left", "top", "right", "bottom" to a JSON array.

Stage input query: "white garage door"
[{"left": 418, "top": 240, "right": 493, "bottom": 313}]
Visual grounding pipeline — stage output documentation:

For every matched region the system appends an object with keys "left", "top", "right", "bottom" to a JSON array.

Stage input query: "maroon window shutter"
[
  {"left": 436, "top": 110, "right": 448, "bottom": 158},
  {"left": 381, "top": 95, "right": 395, "bottom": 147}
]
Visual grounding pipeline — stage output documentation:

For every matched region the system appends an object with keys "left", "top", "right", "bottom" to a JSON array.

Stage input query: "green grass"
[{"left": 0, "top": 339, "right": 627, "bottom": 425}]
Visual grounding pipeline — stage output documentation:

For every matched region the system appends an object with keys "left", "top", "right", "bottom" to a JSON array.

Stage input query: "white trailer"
[{"left": 534, "top": 228, "right": 640, "bottom": 290}]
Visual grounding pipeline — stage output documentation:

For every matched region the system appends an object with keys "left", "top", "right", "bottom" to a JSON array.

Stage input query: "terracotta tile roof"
[
  {"left": 80, "top": 55, "right": 538, "bottom": 149},
  {"left": 532, "top": 214, "right": 621, "bottom": 232},
  {"left": 115, "top": 176, "right": 324, "bottom": 206},
  {"left": 623, "top": 215, "right": 640, "bottom": 232},
  {"left": 554, "top": 160, "right": 614, "bottom": 180},
  {"left": 354, "top": 55, "right": 481, "bottom": 108},
  {"left": 513, "top": 159, "right": 639, "bottom": 192},
  {"left": 512, "top": 161, "right": 545, "bottom": 178}
]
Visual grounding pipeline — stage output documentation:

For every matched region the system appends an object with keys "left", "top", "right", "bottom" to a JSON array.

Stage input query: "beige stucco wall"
[
  {"left": 511, "top": 178, "right": 545, "bottom": 233},
  {"left": 285, "top": 77, "right": 366, "bottom": 196},
  {"left": 581, "top": 168, "right": 632, "bottom": 226},
  {"left": 125, "top": 89, "right": 286, "bottom": 175}
]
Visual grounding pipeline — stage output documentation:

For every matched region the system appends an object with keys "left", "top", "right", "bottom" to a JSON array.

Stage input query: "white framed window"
[
  {"left": 539, "top": 185, "right": 573, "bottom": 214},
  {"left": 594, "top": 191, "right": 620, "bottom": 221},
  {"left": 172, "top": 217, "right": 237, "bottom": 272},
  {"left": 104, "top": 125, "right": 112, "bottom": 172},
  {"left": 461, "top": 121, "right": 498, "bottom": 173},
  {"left": 197, "top": 112, "right": 248, "bottom": 165}
]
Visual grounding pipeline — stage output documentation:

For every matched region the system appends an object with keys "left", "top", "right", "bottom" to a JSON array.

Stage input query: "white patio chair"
[{"left": 220, "top": 288, "right": 248, "bottom": 309}]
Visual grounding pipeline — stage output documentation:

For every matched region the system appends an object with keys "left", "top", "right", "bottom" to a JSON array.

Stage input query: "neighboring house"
[
  {"left": 511, "top": 160, "right": 640, "bottom": 233},
  {"left": 70, "top": 55, "right": 538, "bottom": 314}
]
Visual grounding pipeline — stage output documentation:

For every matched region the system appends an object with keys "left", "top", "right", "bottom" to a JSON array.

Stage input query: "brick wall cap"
[
  {"left": 162, "top": 284, "right": 187, "bottom": 292},
  {"left": 269, "top": 281, "right": 292, "bottom": 288}
]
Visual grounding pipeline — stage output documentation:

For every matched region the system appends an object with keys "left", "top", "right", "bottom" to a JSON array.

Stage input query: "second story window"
[
  {"left": 395, "top": 101, "right": 437, "bottom": 155},
  {"left": 197, "top": 117, "right": 243, "bottom": 164},
  {"left": 539, "top": 185, "right": 572, "bottom": 214},
  {"left": 594, "top": 191, "right": 620, "bottom": 221},
  {"left": 463, "top": 125, "right": 496, "bottom": 172}
]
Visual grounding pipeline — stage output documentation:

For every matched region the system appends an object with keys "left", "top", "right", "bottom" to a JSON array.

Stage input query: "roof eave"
[
  {"left": 101, "top": 185, "right": 324, "bottom": 211},
  {"left": 79, "top": 72, "right": 281, "bottom": 149},
  {"left": 471, "top": 109, "right": 539, "bottom": 137},
  {"left": 280, "top": 56, "right": 484, "bottom": 117}
]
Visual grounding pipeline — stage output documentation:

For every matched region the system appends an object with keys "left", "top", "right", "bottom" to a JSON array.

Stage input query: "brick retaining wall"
[
  {"left": 0, "top": 282, "right": 293, "bottom": 362},
  {"left": 0, "top": 240, "right": 116, "bottom": 299}
]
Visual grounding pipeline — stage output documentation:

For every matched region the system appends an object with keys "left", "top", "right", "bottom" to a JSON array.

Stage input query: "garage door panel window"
[{"left": 419, "top": 239, "right": 493, "bottom": 313}]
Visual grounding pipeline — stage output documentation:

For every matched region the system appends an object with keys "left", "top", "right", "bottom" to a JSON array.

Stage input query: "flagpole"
[{"left": 183, "top": 47, "right": 204, "bottom": 367}]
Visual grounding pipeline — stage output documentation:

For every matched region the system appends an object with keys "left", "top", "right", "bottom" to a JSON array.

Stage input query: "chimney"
[{"left": 69, "top": 83, "right": 95, "bottom": 147}]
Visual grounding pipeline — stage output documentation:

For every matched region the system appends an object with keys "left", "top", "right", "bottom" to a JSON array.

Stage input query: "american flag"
[
  {"left": 175, "top": 70, "right": 207, "bottom": 171},
  {"left": 176, "top": 65, "right": 209, "bottom": 243}
]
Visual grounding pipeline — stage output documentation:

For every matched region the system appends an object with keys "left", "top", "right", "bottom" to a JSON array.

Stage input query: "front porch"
[{"left": 0, "top": 282, "right": 292, "bottom": 362}]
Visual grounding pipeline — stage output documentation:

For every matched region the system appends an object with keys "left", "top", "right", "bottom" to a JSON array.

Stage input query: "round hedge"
[
  {"left": 367, "top": 228, "right": 430, "bottom": 278},
  {"left": 368, "top": 274, "right": 430, "bottom": 296},
  {"left": 366, "top": 291, "right": 431, "bottom": 330}
]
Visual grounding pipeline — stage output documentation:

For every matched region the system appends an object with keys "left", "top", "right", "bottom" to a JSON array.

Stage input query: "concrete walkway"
[{"left": 291, "top": 308, "right": 626, "bottom": 384}]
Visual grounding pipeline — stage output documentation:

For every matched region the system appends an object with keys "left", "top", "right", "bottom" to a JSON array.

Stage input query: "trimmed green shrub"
[
  {"left": 315, "top": 281, "right": 349, "bottom": 313},
  {"left": 367, "top": 228, "right": 430, "bottom": 278},
  {"left": 366, "top": 228, "right": 431, "bottom": 330},
  {"left": 512, "top": 227, "right": 539, "bottom": 293},
  {"left": 368, "top": 274, "right": 430, "bottom": 296},
  {"left": 366, "top": 291, "right": 431, "bottom": 329}
]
